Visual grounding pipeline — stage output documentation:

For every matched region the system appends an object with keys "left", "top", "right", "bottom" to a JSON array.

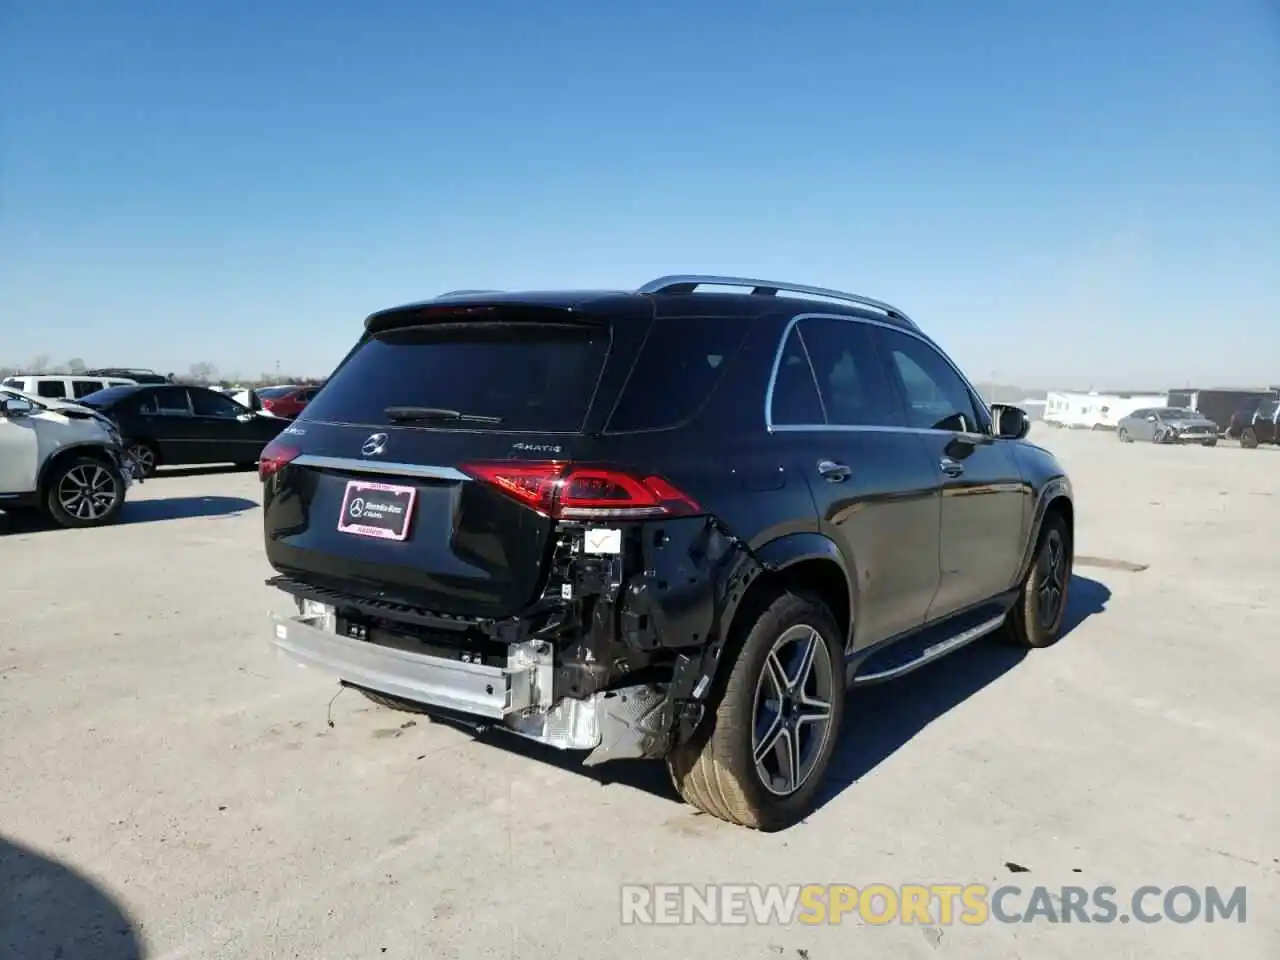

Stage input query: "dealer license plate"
[{"left": 336, "top": 480, "right": 417, "bottom": 541}]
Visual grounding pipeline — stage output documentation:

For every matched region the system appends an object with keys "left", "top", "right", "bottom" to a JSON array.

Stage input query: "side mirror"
[
  {"left": 0, "top": 397, "right": 33, "bottom": 419},
  {"left": 1146, "top": 415, "right": 1157, "bottom": 422},
  {"left": 991, "top": 403, "right": 1030, "bottom": 440},
  {"left": 236, "top": 412, "right": 255, "bottom": 422}
]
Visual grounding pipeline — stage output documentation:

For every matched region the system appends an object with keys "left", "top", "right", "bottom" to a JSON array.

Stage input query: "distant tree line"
[{"left": 0, "top": 357, "right": 324, "bottom": 389}]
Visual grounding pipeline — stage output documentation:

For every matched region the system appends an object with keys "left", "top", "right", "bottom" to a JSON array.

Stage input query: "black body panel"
[{"left": 263, "top": 284, "right": 1075, "bottom": 739}]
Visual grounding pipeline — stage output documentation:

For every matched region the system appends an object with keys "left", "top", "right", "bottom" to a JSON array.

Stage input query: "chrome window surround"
[{"left": 764, "top": 312, "right": 994, "bottom": 439}]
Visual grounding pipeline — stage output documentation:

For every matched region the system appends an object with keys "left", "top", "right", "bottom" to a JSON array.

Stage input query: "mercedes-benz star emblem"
[
  {"left": 348, "top": 498, "right": 365, "bottom": 518},
  {"left": 361, "top": 432, "right": 388, "bottom": 457}
]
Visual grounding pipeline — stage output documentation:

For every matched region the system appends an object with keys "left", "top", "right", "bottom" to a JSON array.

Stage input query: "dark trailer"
[{"left": 1165, "top": 387, "right": 1279, "bottom": 432}]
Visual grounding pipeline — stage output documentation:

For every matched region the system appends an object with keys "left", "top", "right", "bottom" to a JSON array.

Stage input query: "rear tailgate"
[{"left": 261, "top": 303, "right": 643, "bottom": 618}]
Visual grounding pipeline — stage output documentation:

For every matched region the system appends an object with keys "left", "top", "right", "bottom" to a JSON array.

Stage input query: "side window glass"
[
  {"left": 191, "top": 389, "right": 244, "bottom": 418},
  {"left": 876, "top": 328, "right": 984, "bottom": 433},
  {"left": 607, "top": 316, "right": 749, "bottom": 432},
  {"left": 796, "top": 318, "right": 901, "bottom": 427},
  {"left": 36, "top": 381, "right": 64, "bottom": 398},
  {"left": 72, "top": 379, "right": 102, "bottom": 398},
  {"left": 769, "top": 326, "right": 826, "bottom": 426},
  {"left": 154, "top": 389, "right": 191, "bottom": 417}
]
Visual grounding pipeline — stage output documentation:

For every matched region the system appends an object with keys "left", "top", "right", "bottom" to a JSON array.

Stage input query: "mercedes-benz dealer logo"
[
  {"left": 348, "top": 498, "right": 365, "bottom": 518},
  {"left": 361, "top": 432, "right": 388, "bottom": 457}
]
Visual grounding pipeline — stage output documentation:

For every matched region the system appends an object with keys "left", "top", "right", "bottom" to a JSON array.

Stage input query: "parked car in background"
[
  {"left": 263, "top": 274, "right": 1074, "bottom": 831},
  {"left": 1116, "top": 407, "right": 1220, "bottom": 445},
  {"left": 235, "top": 384, "right": 320, "bottom": 420},
  {"left": 1165, "top": 387, "right": 1278, "bottom": 433},
  {"left": 1228, "top": 398, "right": 1279, "bottom": 449},
  {"left": 78, "top": 383, "right": 289, "bottom": 476},
  {"left": 2, "top": 374, "right": 138, "bottom": 402},
  {"left": 0, "top": 386, "right": 134, "bottom": 528}
]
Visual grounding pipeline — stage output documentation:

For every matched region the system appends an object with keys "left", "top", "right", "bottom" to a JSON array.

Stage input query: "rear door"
[
  {"left": 769, "top": 316, "right": 942, "bottom": 649},
  {"left": 141, "top": 386, "right": 210, "bottom": 464},
  {"left": 872, "top": 326, "right": 1029, "bottom": 621},
  {"left": 188, "top": 387, "right": 278, "bottom": 462},
  {"left": 263, "top": 305, "right": 631, "bottom": 619}
]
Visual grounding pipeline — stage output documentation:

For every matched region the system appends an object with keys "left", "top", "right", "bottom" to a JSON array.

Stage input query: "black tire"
[
  {"left": 44, "top": 455, "right": 126, "bottom": 529},
  {"left": 1201, "top": 439, "right": 1218, "bottom": 447},
  {"left": 1241, "top": 428, "right": 1258, "bottom": 450},
  {"left": 358, "top": 688, "right": 434, "bottom": 714},
  {"left": 665, "top": 589, "right": 846, "bottom": 831},
  {"left": 1118, "top": 428, "right": 1131, "bottom": 443},
  {"left": 1005, "top": 513, "right": 1071, "bottom": 649},
  {"left": 126, "top": 441, "right": 159, "bottom": 477}
]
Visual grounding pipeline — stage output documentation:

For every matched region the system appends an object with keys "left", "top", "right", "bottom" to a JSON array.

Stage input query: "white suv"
[{"left": 0, "top": 387, "right": 136, "bottom": 528}]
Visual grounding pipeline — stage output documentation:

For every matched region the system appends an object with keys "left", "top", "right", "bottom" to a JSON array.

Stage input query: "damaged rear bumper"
[{"left": 269, "top": 610, "right": 672, "bottom": 764}]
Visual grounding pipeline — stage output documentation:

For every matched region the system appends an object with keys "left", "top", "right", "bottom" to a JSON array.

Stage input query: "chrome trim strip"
[
  {"left": 291, "top": 454, "right": 469, "bottom": 481},
  {"left": 763, "top": 312, "right": 994, "bottom": 435},
  {"left": 851, "top": 614, "right": 1007, "bottom": 686},
  {"left": 636, "top": 274, "right": 918, "bottom": 326}
]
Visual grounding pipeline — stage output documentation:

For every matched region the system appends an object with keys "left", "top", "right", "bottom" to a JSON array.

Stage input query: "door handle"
[
  {"left": 817, "top": 460, "right": 852, "bottom": 482},
  {"left": 940, "top": 457, "right": 964, "bottom": 478}
]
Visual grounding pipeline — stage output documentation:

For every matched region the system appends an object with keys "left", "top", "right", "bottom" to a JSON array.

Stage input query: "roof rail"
[
  {"left": 435, "top": 289, "right": 505, "bottom": 298},
  {"left": 637, "top": 274, "right": 916, "bottom": 327}
]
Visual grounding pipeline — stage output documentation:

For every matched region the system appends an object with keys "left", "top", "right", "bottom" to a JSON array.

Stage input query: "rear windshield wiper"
[{"left": 384, "top": 405, "right": 503, "bottom": 425}]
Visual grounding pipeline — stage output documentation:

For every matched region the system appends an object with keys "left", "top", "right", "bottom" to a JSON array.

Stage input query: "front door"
[
  {"left": 769, "top": 316, "right": 942, "bottom": 649},
  {"left": 188, "top": 388, "right": 270, "bottom": 463},
  {"left": 872, "top": 326, "right": 1029, "bottom": 621}
]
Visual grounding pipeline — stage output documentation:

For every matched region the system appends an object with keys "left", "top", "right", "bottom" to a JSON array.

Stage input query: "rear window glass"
[
  {"left": 301, "top": 320, "right": 610, "bottom": 432},
  {"left": 606, "top": 316, "right": 749, "bottom": 432}
]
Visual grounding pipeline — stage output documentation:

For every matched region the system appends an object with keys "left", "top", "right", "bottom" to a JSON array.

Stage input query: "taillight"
[
  {"left": 261, "top": 398, "right": 277, "bottom": 410},
  {"left": 259, "top": 438, "right": 300, "bottom": 481},
  {"left": 461, "top": 461, "right": 700, "bottom": 520}
]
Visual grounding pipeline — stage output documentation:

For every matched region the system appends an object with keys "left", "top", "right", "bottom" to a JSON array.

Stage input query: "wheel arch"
[
  {"left": 1014, "top": 480, "right": 1074, "bottom": 584},
  {"left": 37, "top": 443, "right": 120, "bottom": 497},
  {"left": 728, "top": 532, "right": 854, "bottom": 654}
]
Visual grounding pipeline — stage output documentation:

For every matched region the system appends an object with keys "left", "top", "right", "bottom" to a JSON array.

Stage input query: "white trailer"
[{"left": 1043, "top": 391, "right": 1168, "bottom": 430}]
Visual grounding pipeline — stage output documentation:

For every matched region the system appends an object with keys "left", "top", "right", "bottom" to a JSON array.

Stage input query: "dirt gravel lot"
[{"left": 2, "top": 429, "right": 1276, "bottom": 959}]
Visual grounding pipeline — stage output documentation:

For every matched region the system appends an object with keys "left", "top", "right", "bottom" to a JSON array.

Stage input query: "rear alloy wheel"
[
  {"left": 1118, "top": 428, "right": 1131, "bottom": 443},
  {"left": 45, "top": 457, "right": 125, "bottom": 529},
  {"left": 127, "top": 442, "right": 158, "bottom": 477},
  {"left": 1005, "top": 514, "right": 1071, "bottom": 648},
  {"left": 666, "top": 589, "right": 845, "bottom": 831},
  {"left": 1241, "top": 428, "right": 1259, "bottom": 450}
]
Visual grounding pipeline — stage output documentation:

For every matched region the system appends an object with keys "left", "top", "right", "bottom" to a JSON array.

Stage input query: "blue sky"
[{"left": 1, "top": 0, "right": 1276, "bottom": 388}]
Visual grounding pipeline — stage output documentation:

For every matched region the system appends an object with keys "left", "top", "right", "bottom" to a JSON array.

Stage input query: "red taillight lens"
[
  {"left": 461, "top": 461, "right": 700, "bottom": 520},
  {"left": 259, "top": 439, "right": 300, "bottom": 481},
  {"left": 261, "top": 398, "right": 277, "bottom": 410}
]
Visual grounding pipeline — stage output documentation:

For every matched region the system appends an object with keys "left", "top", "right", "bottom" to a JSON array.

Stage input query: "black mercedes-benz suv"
[{"left": 262, "top": 274, "right": 1074, "bottom": 831}]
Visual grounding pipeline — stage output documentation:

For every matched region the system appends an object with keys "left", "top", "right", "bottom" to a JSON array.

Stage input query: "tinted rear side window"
[
  {"left": 302, "top": 321, "right": 610, "bottom": 432},
  {"left": 72, "top": 379, "right": 104, "bottom": 398},
  {"left": 606, "top": 316, "right": 750, "bottom": 433},
  {"left": 36, "top": 381, "right": 65, "bottom": 398}
]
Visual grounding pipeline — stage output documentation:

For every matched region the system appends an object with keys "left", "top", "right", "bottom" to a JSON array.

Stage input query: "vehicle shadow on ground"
[
  {"left": 0, "top": 496, "right": 258, "bottom": 534},
  {"left": 0, "top": 835, "right": 142, "bottom": 960},
  {"left": 458, "top": 574, "right": 1113, "bottom": 815},
  {"left": 119, "top": 496, "right": 258, "bottom": 524}
]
